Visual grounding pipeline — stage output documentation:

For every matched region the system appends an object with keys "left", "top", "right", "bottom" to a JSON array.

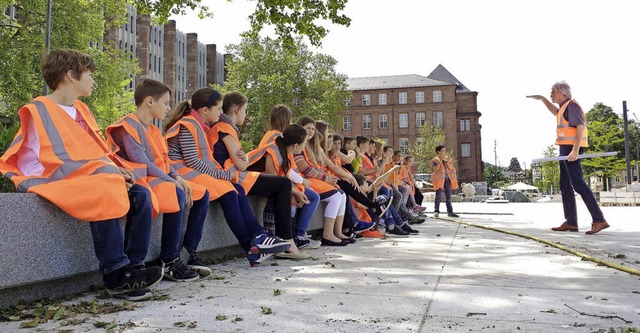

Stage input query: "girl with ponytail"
[{"left": 165, "top": 87, "right": 290, "bottom": 267}]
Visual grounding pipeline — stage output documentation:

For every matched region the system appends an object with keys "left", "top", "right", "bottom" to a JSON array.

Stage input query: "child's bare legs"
[
  {"left": 322, "top": 217, "right": 342, "bottom": 242},
  {"left": 334, "top": 214, "right": 349, "bottom": 239}
]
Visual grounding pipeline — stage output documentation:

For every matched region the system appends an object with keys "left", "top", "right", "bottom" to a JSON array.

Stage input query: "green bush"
[{"left": 0, "top": 122, "right": 19, "bottom": 193}]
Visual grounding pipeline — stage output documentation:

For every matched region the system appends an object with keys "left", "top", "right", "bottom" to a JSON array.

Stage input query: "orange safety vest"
[
  {"left": 350, "top": 197, "right": 372, "bottom": 223},
  {"left": 296, "top": 148, "right": 337, "bottom": 195},
  {"left": 0, "top": 97, "right": 130, "bottom": 221},
  {"left": 399, "top": 164, "right": 415, "bottom": 195},
  {"left": 258, "top": 129, "right": 282, "bottom": 148},
  {"left": 360, "top": 154, "right": 378, "bottom": 181},
  {"left": 431, "top": 156, "right": 458, "bottom": 191},
  {"left": 106, "top": 114, "right": 207, "bottom": 213},
  {"left": 165, "top": 115, "right": 236, "bottom": 201},
  {"left": 207, "top": 120, "right": 260, "bottom": 193},
  {"left": 248, "top": 137, "right": 305, "bottom": 193},
  {"left": 556, "top": 100, "right": 588, "bottom": 147}
]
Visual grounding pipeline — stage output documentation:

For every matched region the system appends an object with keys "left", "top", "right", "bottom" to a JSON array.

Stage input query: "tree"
[
  {"left": 582, "top": 102, "right": 626, "bottom": 190},
  {"left": 534, "top": 145, "right": 559, "bottom": 194},
  {"left": 411, "top": 124, "right": 447, "bottom": 173},
  {"left": 218, "top": 35, "right": 350, "bottom": 148},
  {"left": 134, "top": 0, "right": 351, "bottom": 48},
  {"left": 483, "top": 163, "right": 507, "bottom": 189},
  {"left": 507, "top": 157, "right": 522, "bottom": 172}
]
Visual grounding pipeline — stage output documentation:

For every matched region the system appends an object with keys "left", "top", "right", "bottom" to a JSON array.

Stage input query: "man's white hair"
[{"left": 552, "top": 81, "right": 572, "bottom": 99}]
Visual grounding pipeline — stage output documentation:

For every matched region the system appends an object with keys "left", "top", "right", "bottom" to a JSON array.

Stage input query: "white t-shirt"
[{"left": 16, "top": 104, "right": 77, "bottom": 176}]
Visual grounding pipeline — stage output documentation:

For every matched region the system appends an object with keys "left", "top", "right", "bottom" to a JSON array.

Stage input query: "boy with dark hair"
[
  {"left": 107, "top": 79, "right": 213, "bottom": 282},
  {"left": 0, "top": 49, "right": 162, "bottom": 301},
  {"left": 340, "top": 136, "right": 356, "bottom": 173},
  {"left": 432, "top": 145, "right": 459, "bottom": 218}
]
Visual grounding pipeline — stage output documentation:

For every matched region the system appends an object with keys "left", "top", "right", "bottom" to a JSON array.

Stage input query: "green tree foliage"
[
  {"left": 483, "top": 163, "right": 507, "bottom": 189},
  {"left": 0, "top": 0, "right": 136, "bottom": 130},
  {"left": 133, "top": 0, "right": 351, "bottom": 48},
  {"left": 582, "top": 102, "right": 626, "bottom": 190},
  {"left": 219, "top": 35, "right": 349, "bottom": 148},
  {"left": 507, "top": 157, "right": 522, "bottom": 172},
  {"left": 411, "top": 123, "right": 446, "bottom": 173},
  {"left": 533, "top": 145, "right": 559, "bottom": 194}
]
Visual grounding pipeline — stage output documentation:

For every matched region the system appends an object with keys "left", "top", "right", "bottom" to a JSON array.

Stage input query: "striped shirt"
[{"left": 167, "top": 125, "right": 233, "bottom": 180}]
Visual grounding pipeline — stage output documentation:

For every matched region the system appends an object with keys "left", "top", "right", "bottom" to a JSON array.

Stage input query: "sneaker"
[
  {"left": 274, "top": 251, "right": 312, "bottom": 260},
  {"left": 412, "top": 205, "right": 426, "bottom": 212},
  {"left": 162, "top": 257, "right": 200, "bottom": 282},
  {"left": 409, "top": 216, "right": 426, "bottom": 224},
  {"left": 294, "top": 236, "right": 311, "bottom": 249},
  {"left": 354, "top": 221, "right": 375, "bottom": 234},
  {"left": 248, "top": 252, "right": 274, "bottom": 267},
  {"left": 433, "top": 212, "right": 439, "bottom": 218},
  {"left": 385, "top": 226, "right": 410, "bottom": 238},
  {"left": 252, "top": 233, "right": 291, "bottom": 254},
  {"left": 360, "top": 229, "right": 385, "bottom": 238},
  {"left": 114, "top": 288, "right": 153, "bottom": 302},
  {"left": 105, "top": 266, "right": 163, "bottom": 295},
  {"left": 187, "top": 252, "right": 212, "bottom": 277},
  {"left": 401, "top": 224, "right": 419, "bottom": 234},
  {"left": 447, "top": 213, "right": 460, "bottom": 218}
]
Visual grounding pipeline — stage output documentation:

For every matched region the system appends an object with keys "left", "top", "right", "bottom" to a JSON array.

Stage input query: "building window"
[
  {"left": 416, "top": 112, "right": 426, "bottom": 127},
  {"left": 433, "top": 90, "right": 442, "bottom": 103},
  {"left": 461, "top": 143, "right": 471, "bottom": 157},
  {"left": 362, "top": 94, "right": 371, "bottom": 106},
  {"left": 399, "top": 113, "right": 408, "bottom": 128},
  {"left": 399, "top": 138, "right": 409, "bottom": 154},
  {"left": 433, "top": 111, "right": 443, "bottom": 128},
  {"left": 416, "top": 91, "right": 424, "bottom": 104},
  {"left": 379, "top": 114, "right": 388, "bottom": 129},
  {"left": 343, "top": 115, "right": 351, "bottom": 131},
  {"left": 344, "top": 97, "right": 351, "bottom": 107},
  {"left": 362, "top": 115, "right": 371, "bottom": 129},
  {"left": 459, "top": 169, "right": 467, "bottom": 180},
  {"left": 399, "top": 92, "right": 407, "bottom": 104},
  {"left": 378, "top": 93, "right": 387, "bottom": 105},
  {"left": 460, "top": 119, "right": 471, "bottom": 131}
]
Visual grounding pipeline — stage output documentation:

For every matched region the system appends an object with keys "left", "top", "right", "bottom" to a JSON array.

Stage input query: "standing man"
[
  {"left": 431, "top": 145, "right": 459, "bottom": 218},
  {"left": 529, "top": 81, "right": 609, "bottom": 234}
]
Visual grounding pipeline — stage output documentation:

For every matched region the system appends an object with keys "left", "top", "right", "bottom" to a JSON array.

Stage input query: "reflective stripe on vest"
[
  {"left": 556, "top": 100, "right": 588, "bottom": 147},
  {"left": 431, "top": 157, "right": 458, "bottom": 191}
]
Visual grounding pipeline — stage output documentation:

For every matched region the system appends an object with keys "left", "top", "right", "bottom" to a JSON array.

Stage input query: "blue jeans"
[
  {"left": 90, "top": 184, "right": 153, "bottom": 274},
  {"left": 384, "top": 205, "right": 403, "bottom": 227},
  {"left": 434, "top": 178, "right": 454, "bottom": 214},
  {"left": 217, "top": 183, "right": 265, "bottom": 252},
  {"left": 160, "top": 188, "right": 210, "bottom": 261},
  {"left": 293, "top": 187, "right": 320, "bottom": 237},
  {"left": 559, "top": 145, "right": 605, "bottom": 226}
]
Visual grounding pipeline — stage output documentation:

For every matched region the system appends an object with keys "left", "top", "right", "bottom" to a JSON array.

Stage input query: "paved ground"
[{"left": 2, "top": 202, "right": 640, "bottom": 333}]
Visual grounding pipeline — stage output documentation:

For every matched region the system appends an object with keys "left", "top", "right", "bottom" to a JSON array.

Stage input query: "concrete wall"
[{"left": 0, "top": 193, "right": 325, "bottom": 308}]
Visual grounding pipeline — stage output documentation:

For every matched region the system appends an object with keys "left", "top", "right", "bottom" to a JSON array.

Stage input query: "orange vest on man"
[
  {"left": 0, "top": 97, "right": 130, "bottom": 221},
  {"left": 207, "top": 120, "right": 260, "bottom": 193},
  {"left": 431, "top": 156, "right": 458, "bottom": 191},
  {"left": 556, "top": 100, "right": 588, "bottom": 147},
  {"left": 107, "top": 114, "right": 207, "bottom": 213},
  {"left": 165, "top": 115, "right": 235, "bottom": 201}
]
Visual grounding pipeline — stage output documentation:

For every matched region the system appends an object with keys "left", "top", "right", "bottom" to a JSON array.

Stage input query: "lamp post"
[{"left": 43, "top": 0, "right": 52, "bottom": 95}]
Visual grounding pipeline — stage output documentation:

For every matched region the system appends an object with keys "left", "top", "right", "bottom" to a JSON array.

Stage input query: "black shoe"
[
  {"left": 448, "top": 213, "right": 460, "bottom": 218},
  {"left": 105, "top": 266, "right": 163, "bottom": 295},
  {"left": 114, "top": 288, "right": 153, "bottom": 302},
  {"left": 321, "top": 238, "right": 349, "bottom": 246},
  {"left": 162, "top": 257, "right": 200, "bottom": 282},
  {"left": 401, "top": 224, "right": 419, "bottom": 234},
  {"left": 385, "top": 226, "right": 410, "bottom": 238},
  {"left": 187, "top": 252, "right": 212, "bottom": 277},
  {"left": 294, "top": 236, "right": 311, "bottom": 249}
]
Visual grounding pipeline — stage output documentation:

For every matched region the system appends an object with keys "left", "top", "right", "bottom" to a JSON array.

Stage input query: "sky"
[{"left": 170, "top": 0, "right": 640, "bottom": 168}]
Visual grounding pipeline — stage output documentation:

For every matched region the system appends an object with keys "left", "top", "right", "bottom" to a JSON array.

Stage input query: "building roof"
[
  {"left": 346, "top": 74, "right": 451, "bottom": 91},
  {"left": 427, "top": 64, "right": 471, "bottom": 92}
]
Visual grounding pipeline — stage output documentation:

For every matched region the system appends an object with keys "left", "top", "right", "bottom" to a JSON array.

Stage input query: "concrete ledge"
[{"left": 0, "top": 193, "right": 325, "bottom": 308}]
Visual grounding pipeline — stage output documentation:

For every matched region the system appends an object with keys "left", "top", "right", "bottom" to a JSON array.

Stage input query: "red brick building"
[{"left": 338, "top": 65, "right": 483, "bottom": 182}]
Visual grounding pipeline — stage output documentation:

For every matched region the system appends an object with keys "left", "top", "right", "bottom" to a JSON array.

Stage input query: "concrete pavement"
[{"left": 1, "top": 202, "right": 639, "bottom": 332}]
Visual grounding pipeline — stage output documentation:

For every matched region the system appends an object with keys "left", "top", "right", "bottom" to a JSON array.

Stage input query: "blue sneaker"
[
  {"left": 252, "top": 233, "right": 291, "bottom": 254},
  {"left": 354, "top": 221, "right": 375, "bottom": 234},
  {"left": 247, "top": 252, "right": 274, "bottom": 267}
]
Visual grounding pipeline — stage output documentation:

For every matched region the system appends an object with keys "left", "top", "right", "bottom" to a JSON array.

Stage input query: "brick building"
[{"left": 338, "top": 65, "right": 483, "bottom": 182}]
